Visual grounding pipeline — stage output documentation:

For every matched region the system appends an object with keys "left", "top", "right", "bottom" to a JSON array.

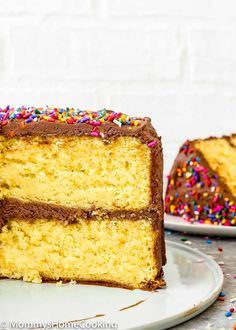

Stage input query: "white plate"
[
  {"left": 165, "top": 213, "right": 236, "bottom": 237},
  {"left": 0, "top": 241, "right": 223, "bottom": 330}
]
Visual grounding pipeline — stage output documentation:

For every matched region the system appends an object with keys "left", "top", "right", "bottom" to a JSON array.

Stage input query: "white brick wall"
[{"left": 0, "top": 0, "right": 236, "bottom": 173}]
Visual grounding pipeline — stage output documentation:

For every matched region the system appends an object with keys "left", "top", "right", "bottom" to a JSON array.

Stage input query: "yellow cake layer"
[
  {"left": 194, "top": 138, "right": 236, "bottom": 195},
  {"left": 0, "top": 218, "right": 160, "bottom": 289},
  {"left": 0, "top": 136, "right": 151, "bottom": 211}
]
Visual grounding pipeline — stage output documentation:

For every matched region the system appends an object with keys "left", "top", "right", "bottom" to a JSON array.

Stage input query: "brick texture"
[{"left": 0, "top": 0, "right": 235, "bottom": 172}]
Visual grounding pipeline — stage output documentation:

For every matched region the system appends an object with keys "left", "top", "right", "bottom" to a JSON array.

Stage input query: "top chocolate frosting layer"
[
  {"left": 2, "top": 118, "right": 156, "bottom": 143},
  {"left": 0, "top": 108, "right": 156, "bottom": 143}
]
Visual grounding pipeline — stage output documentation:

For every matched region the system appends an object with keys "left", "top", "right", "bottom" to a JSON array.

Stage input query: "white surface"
[
  {"left": 0, "top": 241, "right": 223, "bottom": 330},
  {"left": 0, "top": 1, "right": 236, "bottom": 172},
  {"left": 165, "top": 213, "right": 236, "bottom": 237}
]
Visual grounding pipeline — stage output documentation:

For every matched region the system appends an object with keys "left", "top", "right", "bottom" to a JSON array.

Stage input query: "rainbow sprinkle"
[
  {"left": 0, "top": 106, "right": 159, "bottom": 147},
  {"left": 165, "top": 142, "right": 236, "bottom": 226},
  {"left": 0, "top": 106, "right": 143, "bottom": 129}
]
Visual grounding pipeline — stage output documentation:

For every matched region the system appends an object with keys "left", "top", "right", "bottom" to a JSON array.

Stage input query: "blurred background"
[{"left": 0, "top": 0, "right": 236, "bottom": 172}]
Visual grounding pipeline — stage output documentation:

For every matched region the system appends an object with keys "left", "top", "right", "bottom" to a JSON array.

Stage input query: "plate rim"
[
  {"left": 127, "top": 240, "right": 224, "bottom": 330},
  {"left": 164, "top": 213, "right": 236, "bottom": 237}
]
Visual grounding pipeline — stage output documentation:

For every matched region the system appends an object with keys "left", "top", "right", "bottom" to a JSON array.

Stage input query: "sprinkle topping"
[
  {"left": 148, "top": 140, "right": 157, "bottom": 148},
  {"left": 0, "top": 107, "right": 158, "bottom": 147},
  {"left": 0, "top": 107, "right": 143, "bottom": 128}
]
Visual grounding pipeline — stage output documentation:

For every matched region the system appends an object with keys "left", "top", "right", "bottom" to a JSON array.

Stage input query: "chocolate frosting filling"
[{"left": 1, "top": 198, "right": 163, "bottom": 224}]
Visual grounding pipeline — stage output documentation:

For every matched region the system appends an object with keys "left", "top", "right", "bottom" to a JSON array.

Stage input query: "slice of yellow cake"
[
  {"left": 165, "top": 135, "right": 236, "bottom": 226},
  {"left": 0, "top": 107, "right": 166, "bottom": 290}
]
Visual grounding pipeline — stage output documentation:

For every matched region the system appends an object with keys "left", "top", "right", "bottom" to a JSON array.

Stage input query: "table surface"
[{"left": 166, "top": 230, "right": 236, "bottom": 330}]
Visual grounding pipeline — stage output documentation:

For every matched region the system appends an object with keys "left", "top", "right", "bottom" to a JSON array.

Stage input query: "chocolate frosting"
[
  {"left": 1, "top": 198, "right": 162, "bottom": 224},
  {"left": 1, "top": 116, "right": 155, "bottom": 142}
]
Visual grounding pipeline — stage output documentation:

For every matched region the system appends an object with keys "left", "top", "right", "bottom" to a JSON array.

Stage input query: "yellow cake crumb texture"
[
  {"left": 194, "top": 137, "right": 236, "bottom": 195},
  {"left": 0, "top": 136, "right": 151, "bottom": 211},
  {"left": 0, "top": 218, "right": 159, "bottom": 289}
]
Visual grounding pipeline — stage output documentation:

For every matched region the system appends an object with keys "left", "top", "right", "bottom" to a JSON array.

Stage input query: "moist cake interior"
[
  {"left": 193, "top": 137, "right": 236, "bottom": 195},
  {"left": 0, "top": 136, "right": 151, "bottom": 210},
  {"left": 0, "top": 218, "right": 160, "bottom": 289}
]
